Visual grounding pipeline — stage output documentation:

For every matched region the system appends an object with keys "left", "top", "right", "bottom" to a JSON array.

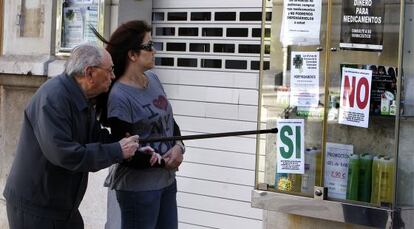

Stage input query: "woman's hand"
[
  {"left": 162, "top": 145, "right": 184, "bottom": 169},
  {"left": 149, "top": 152, "right": 162, "bottom": 166},
  {"left": 138, "top": 146, "right": 162, "bottom": 166}
]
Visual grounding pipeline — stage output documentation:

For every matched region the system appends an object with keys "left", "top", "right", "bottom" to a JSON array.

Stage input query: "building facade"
[{"left": 1, "top": 0, "right": 412, "bottom": 229}]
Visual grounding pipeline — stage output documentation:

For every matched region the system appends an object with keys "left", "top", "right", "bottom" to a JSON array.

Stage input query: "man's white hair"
[{"left": 65, "top": 43, "right": 105, "bottom": 78}]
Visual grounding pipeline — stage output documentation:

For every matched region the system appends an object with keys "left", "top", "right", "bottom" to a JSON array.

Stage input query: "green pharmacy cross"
[{"left": 293, "top": 55, "right": 303, "bottom": 69}]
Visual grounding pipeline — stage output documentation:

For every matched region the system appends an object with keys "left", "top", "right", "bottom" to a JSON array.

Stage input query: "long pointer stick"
[{"left": 140, "top": 128, "right": 278, "bottom": 144}]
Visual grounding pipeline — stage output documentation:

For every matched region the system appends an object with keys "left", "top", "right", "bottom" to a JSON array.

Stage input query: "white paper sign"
[
  {"left": 63, "top": 7, "right": 84, "bottom": 48},
  {"left": 84, "top": 6, "right": 99, "bottom": 43},
  {"left": 290, "top": 52, "right": 320, "bottom": 107},
  {"left": 280, "top": 0, "right": 322, "bottom": 46},
  {"left": 72, "top": 0, "right": 94, "bottom": 4},
  {"left": 324, "top": 142, "right": 353, "bottom": 199},
  {"left": 338, "top": 67, "right": 372, "bottom": 128},
  {"left": 277, "top": 119, "right": 305, "bottom": 174}
]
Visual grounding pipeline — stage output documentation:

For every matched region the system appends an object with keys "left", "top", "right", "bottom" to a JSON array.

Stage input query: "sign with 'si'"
[
  {"left": 276, "top": 119, "right": 305, "bottom": 174},
  {"left": 338, "top": 67, "right": 372, "bottom": 128}
]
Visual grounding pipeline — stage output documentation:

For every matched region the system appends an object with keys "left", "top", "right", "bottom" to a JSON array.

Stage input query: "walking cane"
[{"left": 139, "top": 128, "right": 278, "bottom": 144}]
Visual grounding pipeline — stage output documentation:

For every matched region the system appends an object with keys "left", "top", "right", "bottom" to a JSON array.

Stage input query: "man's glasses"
[
  {"left": 139, "top": 41, "right": 154, "bottom": 52},
  {"left": 92, "top": 65, "right": 115, "bottom": 75}
]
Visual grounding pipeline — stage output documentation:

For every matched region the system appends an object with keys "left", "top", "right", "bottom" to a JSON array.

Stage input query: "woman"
[{"left": 94, "top": 20, "right": 184, "bottom": 229}]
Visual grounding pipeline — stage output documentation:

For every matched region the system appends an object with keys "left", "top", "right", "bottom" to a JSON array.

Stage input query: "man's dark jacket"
[{"left": 3, "top": 74, "right": 123, "bottom": 220}]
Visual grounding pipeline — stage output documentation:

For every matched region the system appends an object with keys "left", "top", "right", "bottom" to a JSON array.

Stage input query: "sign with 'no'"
[
  {"left": 338, "top": 67, "right": 372, "bottom": 128},
  {"left": 276, "top": 119, "right": 305, "bottom": 174}
]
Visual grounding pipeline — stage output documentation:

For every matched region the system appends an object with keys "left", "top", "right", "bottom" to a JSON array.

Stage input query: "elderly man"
[{"left": 3, "top": 43, "right": 140, "bottom": 229}]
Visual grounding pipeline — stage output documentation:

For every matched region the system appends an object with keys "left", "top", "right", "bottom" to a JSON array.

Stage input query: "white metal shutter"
[{"left": 152, "top": 0, "right": 268, "bottom": 228}]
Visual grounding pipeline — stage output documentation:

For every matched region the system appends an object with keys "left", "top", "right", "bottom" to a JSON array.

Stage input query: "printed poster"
[
  {"left": 63, "top": 7, "right": 84, "bottom": 48},
  {"left": 324, "top": 142, "right": 353, "bottom": 200},
  {"left": 338, "top": 67, "right": 372, "bottom": 128},
  {"left": 277, "top": 119, "right": 305, "bottom": 174},
  {"left": 290, "top": 52, "right": 320, "bottom": 107},
  {"left": 72, "top": 0, "right": 94, "bottom": 4},
  {"left": 61, "top": 1, "right": 100, "bottom": 51},
  {"left": 341, "top": 64, "right": 397, "bottom": 116},
  {"left": 280, "top": 0, "right": 322, "bottom": 46},
  {"left": 340, "top": 0, "right": 385, "bottom": 51},
  {"left": 84, "top": 6, "right": 99, "bottom": 43}
]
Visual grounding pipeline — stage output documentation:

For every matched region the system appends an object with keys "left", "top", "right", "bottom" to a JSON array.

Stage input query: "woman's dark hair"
[{"left": 92, "top": 20, "right": 152, "bottom": 126}]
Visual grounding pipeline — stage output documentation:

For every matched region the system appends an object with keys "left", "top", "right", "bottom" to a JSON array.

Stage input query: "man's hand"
[
  {"left": 119, "top": 135, "right": 139, "bottom": 159},
  {"left": 162, "top": 145, "right": 184, "bottom": 169}
]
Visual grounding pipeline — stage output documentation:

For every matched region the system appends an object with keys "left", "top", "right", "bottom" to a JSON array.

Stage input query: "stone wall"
[{"left": 0, "top": 74, "right": 47, "bottom": 228}]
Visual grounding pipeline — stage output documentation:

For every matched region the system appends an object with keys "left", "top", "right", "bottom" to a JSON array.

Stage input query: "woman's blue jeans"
[{"left": 116, "top": 180, "right": 178, "bottom": 229}]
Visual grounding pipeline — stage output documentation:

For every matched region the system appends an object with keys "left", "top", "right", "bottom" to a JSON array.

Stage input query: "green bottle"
[
  {"left": 379, "top": 157, "right": 394, "bottom": 206},
  {"left": 371, "top": 155, "right": 384, "bottom": 205},
  {"left": 358, "top": 153, "right": 373, "bottom": 202},
  {"left": 346, "top": 154, "right": 360, "bottom": 201}
]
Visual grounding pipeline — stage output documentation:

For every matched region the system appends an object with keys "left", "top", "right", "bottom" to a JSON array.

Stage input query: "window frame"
[{"left": 0, "top": 0, "right": 3, "bottom": 54}]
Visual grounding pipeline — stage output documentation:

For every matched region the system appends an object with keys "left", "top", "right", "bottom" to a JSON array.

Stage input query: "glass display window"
[{"left": 253, "top": 0, "right": 413, "bottom": 227}]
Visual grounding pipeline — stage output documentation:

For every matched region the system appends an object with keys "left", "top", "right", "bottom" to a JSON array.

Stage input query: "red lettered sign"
[{"left": 338, "top": 67, "right": 372, "bottom": 128}]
